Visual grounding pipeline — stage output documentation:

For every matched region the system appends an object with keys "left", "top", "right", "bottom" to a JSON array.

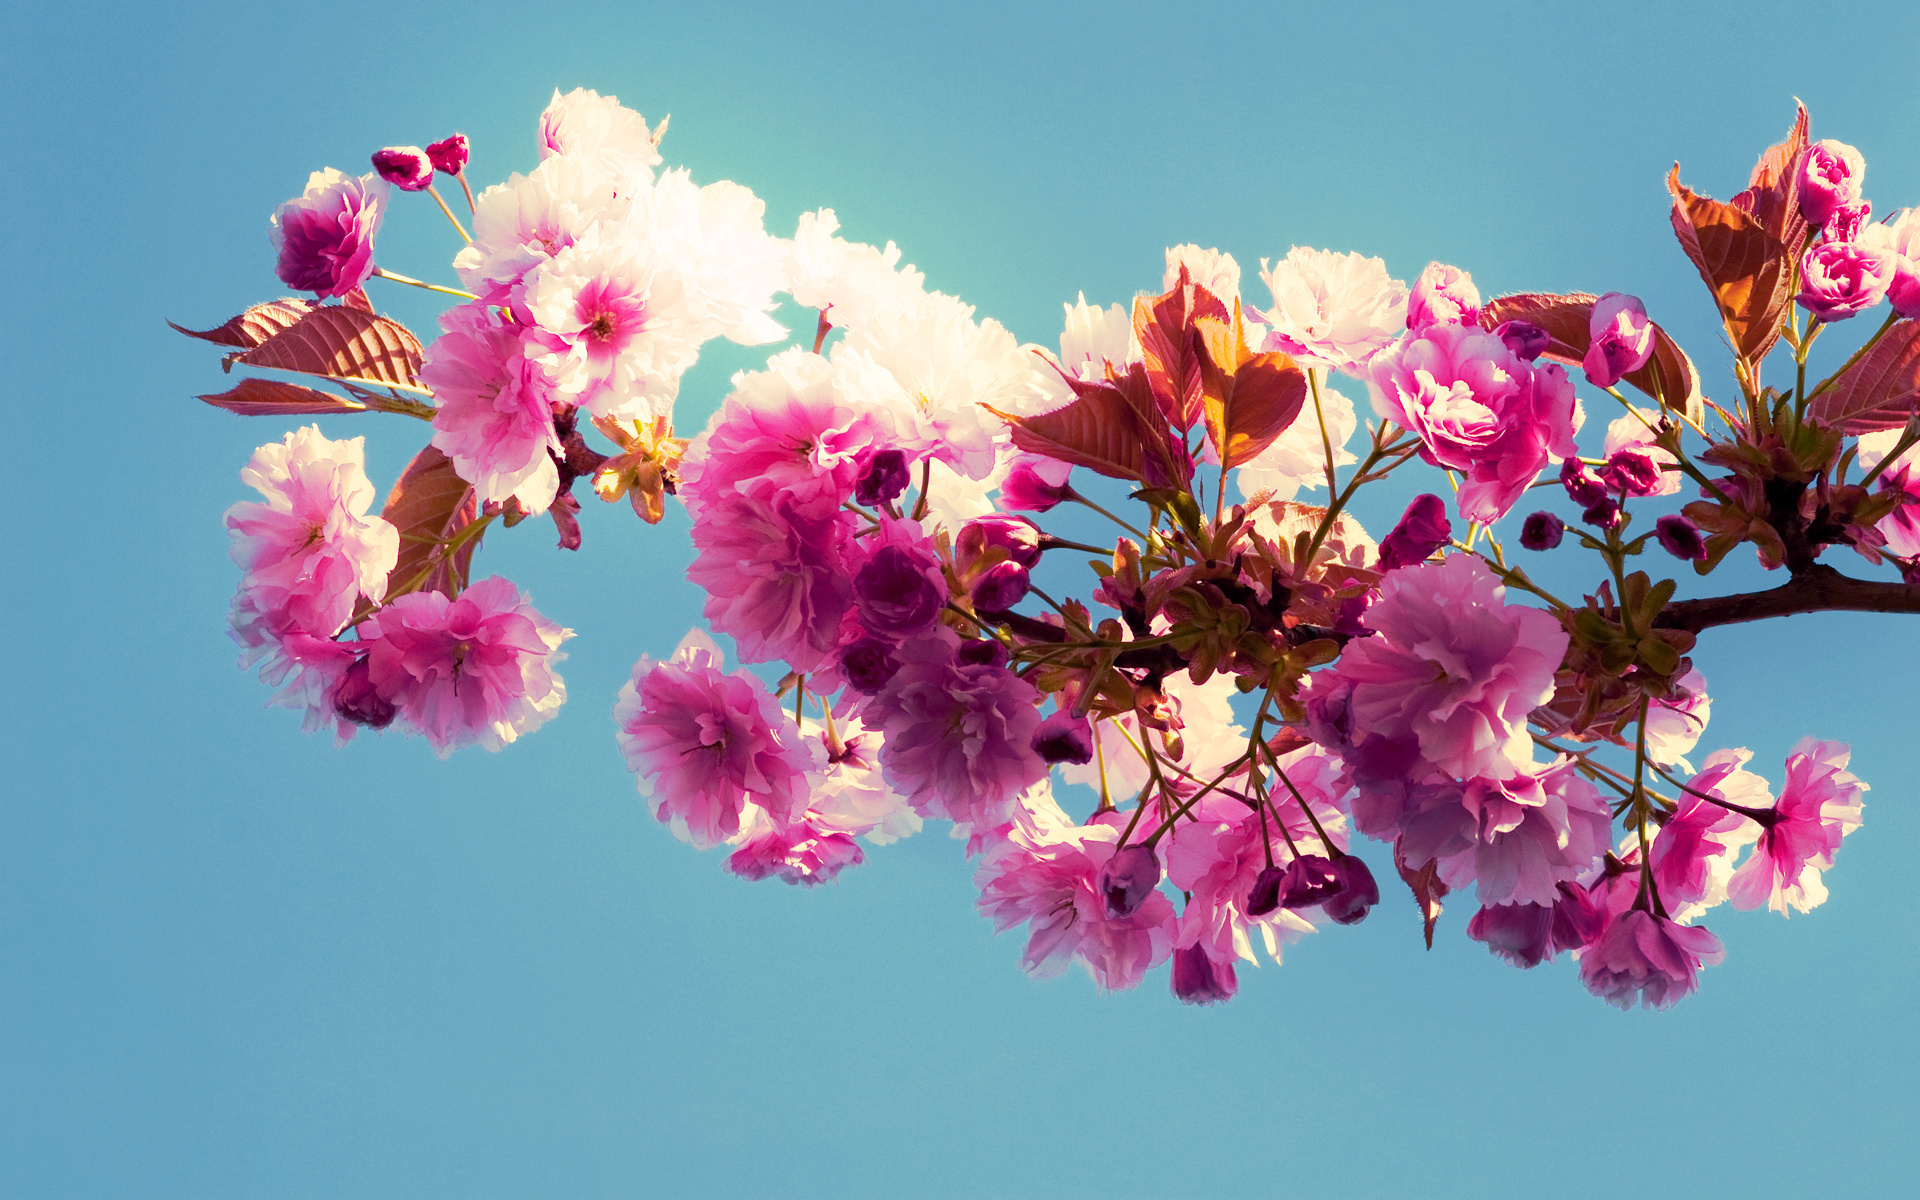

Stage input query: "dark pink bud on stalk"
[
  {"left": 1601, "top": 448, "right": 1664, "bottom": 497},
  {"left": 425, "top": 133, "right": 469, "bottom": 176},
  {"left": 1560, "top": 458, "right": 1609, "bottom": 508},
  {"left": 1377, "top": 493, "right": 1453, "bottom": 571},
  {"left": 1519, "top": 511, "right": 1564, "bottom": 551},
  {"left": 972, "top": 560, "right": 1030, "bottom": 612},
  {"left": 1583, "top": 292, "right": 1655, "bottom": 388},
  {"left": 371, "top": 146, "right": 435, "bottom": 191},
  {"left": 839, "top": 637, "right": 899, "bottom": 694},
  {"left": 1406, "top": 261, "right": 1481, "bottom": 330},
  {"left": 1276, "top": 854, "right": 1343, "bottom": 908},
  {"left": 1467, "top": 902, "right": 1555, "bottom": 967},
  {"left": 1582, "top": 497, "right": 1622, "bottom": 530},
  {"left": 1246, "top": 865, "right": 1286, "bottom": 917},
  {"left": 1000, "top": 459, "right": 1076, "bottom": 512},
  {"left": 1827, "top": 199, "right": 1872, "bottom": 244},
  {"left": 1655, "top": 514, "right": 1707, "bottom": 561},
  {"left": 960, "top": 514, "right": 1044, "bottom": 569},
  {"left": 1799, "top": 139, "right": 1865, "bottom": 227},
  {"left": 1031, "top": 709, "right": 1094, "bottom": 765},
  {"left": 331, "top": 656, "right": 396, "bottom": 729},
  {"left": 1321, "top": 856, "right": 1379, "bottom": 925},
  {"left": 853, "top": 546, "right": 944, "bottom": 637},
  {"left": 1799, "top": 242, "right": 1894, "bottom": 321},
  {"left": 1171, "top": 945, "right": 1237, "bottom": 1005},
  {"left": 1548, "top": 881, "right": 1605, "bottom": 952},
  {"left": 1492, "top": 319, "right": 1551, "bottom": 361},
  {"left": 1098, "top": 844, "right": 1162, "bottom": 916},
  {"left": 956, "top": 638, "right": 1009, "bottom": 669},
  {"left": 853, "top": 448, "right": 911, "bottom": 507}
]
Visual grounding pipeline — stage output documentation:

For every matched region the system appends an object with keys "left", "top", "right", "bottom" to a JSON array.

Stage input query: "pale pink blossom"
[
  {"left": 1367, "top": 321, "right": 1582, "bottom": 522},
  {"left": 1033, "top": 293, "right": 1137, "bottom": 408},
  {"left": 868, "top": 629, "right": 1047, "bottom": 826},
  {"left": 687, "top": 490, "right": 858, "bottom": 674},
  {"left": 538, "top": 87, "right": 663, "bottom": 181},
  {"left": 802, "top": 710, "right": 922, "bottom": 845},
  {"left": 645, "top": 169, "right": 788, "bottom": 346},
  {"left": 362, "top": 576, "right": 570, "bottom": 757},
  {"left": 1579, "top": 909, "right": 1724, "bottom": 1010},
  {"left": 453, "top": 155, "right": 628, "bottom": 306},
  {"left": 270, "top": 168, "right": 389, "bottom": 299},
  {"left": 614, "top": 629, "right": 822, "bottom": 848},
  {"left": 1163, "top": 245, "right": 1241, "bottom": 302},
  {"left": 1855, "top": 428, "right": 1920, "bottom": 557},
  {"left": 1327, "top": 554, "right": 1566, "bottom": 785},
  {"left": 1858, "top": 208, "right": 1920, "bottom": 317},
  {"left": 1256, "top": 247, "right": 1409, "bottom": 376},
  {"left": 1727, "top": 738, "right": 1866, "bottom": 915},
  {"left": 1406, "top": 262, "right": 1480, "bottom": 330},
  {"left": 249, "top": 630, "right": 361, "bottom": 741},
  {"left": 1644, "top": 667, "right": 1711, "bottom": 767},
  {"left": 1164, "top": 782, "right": 1335, "bottom": 971},
  {"left": 421, "top": 303, "right": 565, "bottom": 513},
  {"left": 1649, "top": 748, "right": 1765, "bottom": 919},
  {"left": 1234, "top": 372, "right": 1358, "bottom": 501},
  {"left": 226, "top": 426, "right": 399, "bottom": 647},
  {"left": 1799, "top": 139, "right": 1865, "bottom": 228},
  {"left": 727, "top": 819, "right": 865, "bottom": 886},
  {"left": 1062, "top": 670, "right": 1251, "bottom": 803},
  {"left": 786, "top": 208, "right": 927, "bottom": 332}
]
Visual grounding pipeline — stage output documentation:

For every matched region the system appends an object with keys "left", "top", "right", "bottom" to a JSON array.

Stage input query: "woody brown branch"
[{"left": 1654, "top": 563, "right": 1920, "bottom": 633}]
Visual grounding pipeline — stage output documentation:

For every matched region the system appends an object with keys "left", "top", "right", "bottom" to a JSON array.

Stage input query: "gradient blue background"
[{"left": 5, "top": 2, "right": 1918, "bottom": 1196}]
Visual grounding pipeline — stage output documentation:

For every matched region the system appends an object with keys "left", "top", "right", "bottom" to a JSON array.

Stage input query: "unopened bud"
[{"left": 370, "top": 146, "right": 435, "bottom": 192}]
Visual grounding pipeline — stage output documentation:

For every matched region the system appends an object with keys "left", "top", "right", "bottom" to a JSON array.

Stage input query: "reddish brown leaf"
[
  {"left": 1731, "top": 102, "right": 1811, "bottom": 262},
  {"left": 1397, "top": 856, "right": 1449, "bottom": 949},
  {"left": 986, "top": 385, "right": 1147, "bottom": 483},
  {"left": 1807, "top": 319, "right": 1920, "bottom": 434},
  {"left": 169, "top": 298, "right": 315, "bottom": 349},
  {"left": 1667, "top": 163, "right": 1794, "bottom": 367},
  {"left": 1479, "top": 292, "right": 1704, "bottom": 426},
  {"left": 1212, "top": 351, "right": 1307, "bottom": 468},
  {"left": 340, "top": 286, "right": 375, "bottom": 313},
  {"left": 378, "top": 445, "right": 479, "bottom": 601},
  {"left": 1135, "top": 268, "right": 1231, "bottom": 432},
  {"left": 198, "top": 377, "right": 369, "bottom": 417},
  {"left": 230, "top": 306, "right": 426, "bottom": 392}
]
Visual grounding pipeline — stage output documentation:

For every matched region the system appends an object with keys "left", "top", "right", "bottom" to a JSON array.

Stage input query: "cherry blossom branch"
[{"left": 1652, "top": 563, "right": 1920, "bottom": 633}]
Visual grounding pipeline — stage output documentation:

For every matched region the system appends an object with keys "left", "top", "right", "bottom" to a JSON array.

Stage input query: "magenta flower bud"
[
  {"left": 331, "top": 656, "right": 397, "bottom": 730},
  {"left": 1098, "top": 844, "right": 1162, "bottom": 916},
  {"left": 1799, "top": 242, "right": 1894, "bottom": 321},
  {"left": 1799, "top": 139, "right": 1866, "bottom": 227},
  {"left": 853, "top": 448, "right": 911, "bottom": 507},
  {"left": 1560, "top": 458, "right": 1609, "bottom": 508},
  {"left": 854, "top": 545, "right": 945, "bottom": 637},
  {"left": 371, "top": 146, "right": 435, "bottom": 192},
  {"left": 1406, "top": 261, "right": 1481, "bottom": 330},
  {"left": 1548, "top": 881, "right": 1605, "bottom": 953},
  {"left": 1601, "top": 448, "right": 1664, "bottom": 497},
  {"left": 270, "top": 169, "right": 389, "bottom": 299},
  {"left": 1377, "top": 493, "right": 1453, "bottom": 571},
  {"left": 1031, "top": 709, "right": 1094, "bottom": 765},
  {"left": 1322, "top": 856, "right": 1379, "bottom": 925},
  {"left": 839, "top": 637, "right": 900, "bottom": 694},
  {"left": 1827, "top": 199, "right": 1872, "bottom": 244},
  {"left": 1170, "top": 945, "right": 1237, "bottom": 1005},
  {"left": 1467, "top": 902, "right": 1555, "bottom": 968},
  {"left": 1655, "top": 514, "right": 1706, "bottom": 561},
  {"left": 956, "top": 638, "right": 1009, "bottom": 669},
  {"left": 972, "top": 560, "right": 1030, "bottom": 612},
  {"left": 1246, "top": 864, "right": 1286, "bottom": 917},
  {"left": 425, "top": 133, "right": 469, "bottom": 176},
  {"left": 1000, "top": 459, "right": 1076, "bottom": 512},
  {"left": 1492, "top": 319, "right": 1551, "bottom": 361},
  {"left": 1582, "top": 496, "right": 1622, "bottom": 530},
  {"left": 1582, "top": 292, "right": 1655, "bottom": 388},
  {"left": 1276, "top": 854, "right": 1343, "bottom": 909},
  {"left": 959, "top": 514, "right": 1044, "bottom": 569},
  {"left": 1519, "top": 511, "right": 1564, "bottom": 551}
]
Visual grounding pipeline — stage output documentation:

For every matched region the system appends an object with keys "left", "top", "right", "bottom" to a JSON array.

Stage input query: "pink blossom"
[
  {"left": 1000, "top": 455, "right": 1076, "bottom": 512},
  {"left": 420, "top": 303, "right": 565, "bottom": 513},
  {"left": 362, "top": 576, "right": 570, "bottom": 757},
  {"left": 1406, "top": 262, "right": 1480, "bottom": 330},
  {"left": 1579, "top": 909, "right": 1725, "bottom": 1010},
  {"left": 1644, "top": 668, "right": 1711, "bottom": 768},
  {"left": 1170, "top": 945, "right": 1237, "bottom": 1005},
  {"left": 613, "top": 629, "right": 821, "bottom": 848},
  {"left": 728, "top": 819, "right": 865, "bottom": 886},
  {"left": 1859, "top": 208, "right": 1920, "bottom": 318},
  {"left": 1727, "top": 738, "right": 1866, "bottom": 915},
  {"left": 1376, "top": 493, "right": 1452, "bottom": 571},
  {"left": 248, "top": 630, "right": 361, "bottom": 742},
  {"left": 270, "top": 168, "right": 389, "bottom": 299},
  {"left": 1367, "top": 321, "right": 1581, "bottom": 522},
  {"left": 1031, "top": 710, "right": 1094, "bottom": 765},
  {"left": 868, "top": 629, "right": 1047, "bottom": 826},
  {"left": 1326, "top": 555, "right": 1566, "bottom": 785},
  {"left": 687, "top": 491, "right": 858, "bottom": 674},
  {"left": 1601, "top": 407, "right": 1680, "bottom": 497},
  {"left": 1798, "top": 241, "right": 1893, "bottom": 322},
  {"left": 1799, "top": 139, "right": 1865, "bottom": 227},
  {"left": 975, "top": 820, "right": 1176, "bottom": 990},
  {"left": 850, "top": 518, "right": 947, "bottom": 639},
  {"left": 1395, "top": 758, "right": 1612, "bottom": 908},
  {"left": 1256, "top": 247, "right": 1409, "bottom": 376},
  {"left": 454, "top": 156, "right": 627, "bottom": 307},
  {"left": 226, "top": 426, "right": 399, "bottom": 647},
  {"left": 1467, "top": 881, "right": 1604, "bottom": 968},
  {"left": 1856, "top": 428, "right": 1920, "bottom": 558},
  {"left": 1582, "top": 293, "right": 1656, "bottom": 388},
  {"left": 1649, "top": 748, "right": 1765, "bottom": 917},
  {"left": 371, "top": 146, "right": 434, "bottom": 192}
]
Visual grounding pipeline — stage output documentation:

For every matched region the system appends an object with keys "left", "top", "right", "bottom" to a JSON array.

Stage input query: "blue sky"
[{"left": 5, "top": 2, "right": 1918, "bottom": 1196}]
